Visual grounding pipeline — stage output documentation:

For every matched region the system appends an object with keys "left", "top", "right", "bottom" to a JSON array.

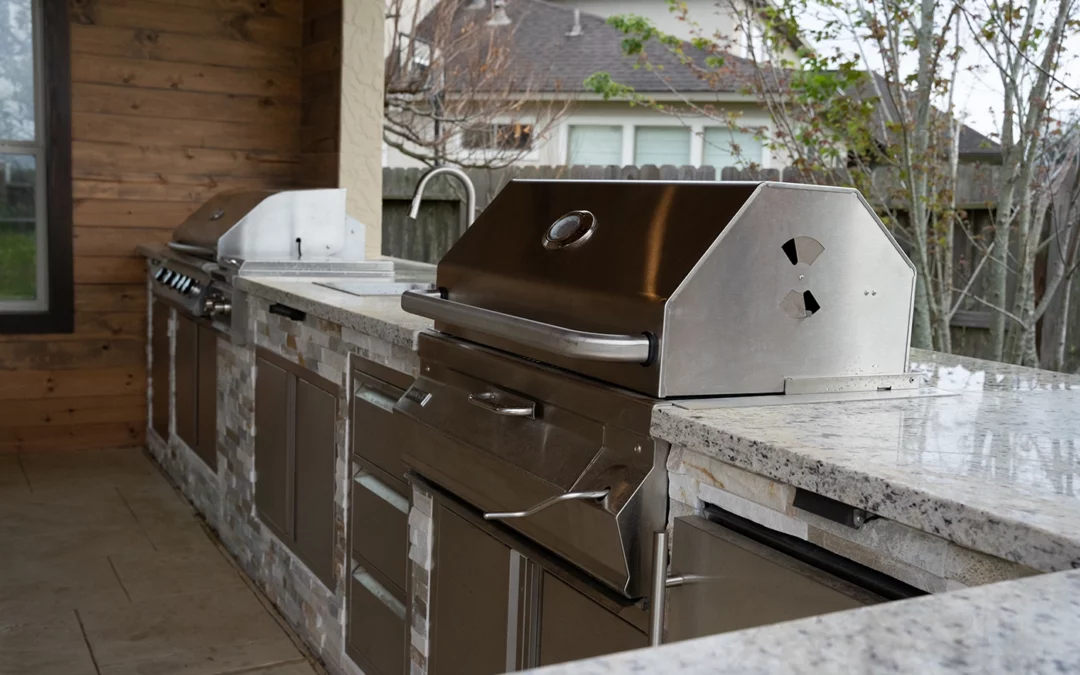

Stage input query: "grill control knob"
[{"left": 204, "top": 298, "right": 232, "bottom": 317}]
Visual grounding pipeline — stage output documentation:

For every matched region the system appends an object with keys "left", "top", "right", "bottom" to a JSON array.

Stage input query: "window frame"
[{"left": 1, "top": 0, "right": 73, "bottom": 334}]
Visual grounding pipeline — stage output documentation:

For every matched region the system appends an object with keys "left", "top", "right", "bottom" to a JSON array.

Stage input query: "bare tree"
[
  {"left": 383, "top": 0, "right": 570, "bottom": 168},
  {"left": 963, "top": 0, "right": 1078, "bottom": 365},
  {"left": 1038, "top": 124, "right": 1080, "bottom": 370},
  {"left": 588, "top": 0, "right": 975, "bottom": 352}
]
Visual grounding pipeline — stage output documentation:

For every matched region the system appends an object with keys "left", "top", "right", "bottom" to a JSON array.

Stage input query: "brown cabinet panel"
[
  {"left": 255, "top": 354, "right": 292, "bottom": 539},
  {"left": 538, "top": 573, "right": 647, "bottom": 666},
  {"left": 293, "top": 375, "right": 337, "bottom": 587},
  {"left": 195, "top": 324, "right": 219, "bottom": 467},
  {"left": 348, "top": 573, "right": 407, "bottom": 675},
  {"left": 174, "top": 313, "right": 198, "bottom": 449},
  {"left": 430, "top": 504, "right": 513, "bottom": 675},
  {"left": 151, "top": 299, "right": 169, "bottom": 439},
  {"left": 351, "top": 373, "right": 409, "bottom": 482},
  {"left": 350, "top": 468, "right": 408, "bottom": 594}
]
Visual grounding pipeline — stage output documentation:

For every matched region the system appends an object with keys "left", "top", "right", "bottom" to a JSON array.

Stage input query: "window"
[
  {"left": 396, "top": 33, "right": 432, "bottom": 81},
  {"left": 634, "top": 127, "right": 691, "bottom": 166},
  {"left": 567, "top": 125, "right": 622, "bottom": 166},
  {"left": 703, "top": 127, "right": 764, "bottom": 169},
  {"left": 0, "top": 0, "right": 71, "bottom": 333},
  {"left": 462, "top": 123, "right": 533, "bottom": 151}
]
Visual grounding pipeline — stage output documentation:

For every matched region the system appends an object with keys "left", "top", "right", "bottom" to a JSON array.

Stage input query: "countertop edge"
[
  {"left": 234, "top": 276, "right": 430, "bottom": 351},
  {"left": 651, "top": 403, "right": 1080, "bottom": 574},
  {"left": 521, "top": 568, "right": 1080, "bottom": 675}
]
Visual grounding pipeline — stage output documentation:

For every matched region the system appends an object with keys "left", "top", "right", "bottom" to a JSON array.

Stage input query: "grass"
[{"left": 0, "top": 228, "right": 37, "bottom": 301}]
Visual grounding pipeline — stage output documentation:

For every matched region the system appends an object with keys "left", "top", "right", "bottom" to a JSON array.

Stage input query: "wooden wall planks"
[
  {"left": 297, "top": 0, "right": 341, "bottom": 188},
  {"left": 1, "top": 0, "right": 309, "bottom": 453}
]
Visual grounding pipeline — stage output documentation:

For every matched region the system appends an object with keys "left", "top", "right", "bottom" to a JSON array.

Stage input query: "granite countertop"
[
  {"left": 523, "top": 568, "right": 1080, "bottom": 675},
  {"left": 653, "top": 353, "right": 1080, "bottom": 573},
  {"left": 233, "top": 276, "right": 433, "bottom": 350}
]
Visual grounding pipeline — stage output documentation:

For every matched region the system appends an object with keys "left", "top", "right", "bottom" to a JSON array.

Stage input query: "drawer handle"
[
  {"left": 483, "top": 489, "right": 609, "bottom": 521},
  {"left": 468, "top": 392, "right": 535, "bottom": 418},
  {"left": 354, "top": 471, "right": 409, "bottom": 514},
  {"left": 352, "top": 567, "right": 406, "bottom": 620}
]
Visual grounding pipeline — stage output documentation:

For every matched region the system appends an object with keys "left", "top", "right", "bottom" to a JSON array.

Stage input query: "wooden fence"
[{"left": 381, "top": 163, "right": 1078, "bottom": 370}]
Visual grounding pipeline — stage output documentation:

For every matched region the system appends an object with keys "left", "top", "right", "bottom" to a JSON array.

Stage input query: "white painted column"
[
  {"left": 620, "top": 122, "right": 635, "bottom": 165},
  {"left": 690, "top": 124, "right": 705, "bottom": 167},
  {"left": 340, "top": 0, "right": 385, "bottom": 259}
]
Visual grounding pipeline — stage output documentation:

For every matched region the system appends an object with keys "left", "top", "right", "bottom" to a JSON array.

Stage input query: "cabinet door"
[
  {"left": 255, "top": 355, "right": 292, "bottom": 539},
  {"left": 293, "top": 375, "right": 337, "bottom": 587},
  {"left": 174, "top": 313, "right": 199, "bottom": 449},
  {"left": 195, "top": 325, "right": 219, "bottom": 468},
  {"left": 667, "top": 516, "right": 874, "bottom": 643},
  {"left": 151, "top": 300, "right": 170, "bottom": 439},
  {"left": 537, "top": 573, "right": 647, "bottom": 666},
  {"left": 431, "top": 504, "right": 514, "bottom": 675}
]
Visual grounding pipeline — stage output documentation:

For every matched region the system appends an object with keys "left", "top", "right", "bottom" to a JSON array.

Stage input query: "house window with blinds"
[
  {"left": 0, "top": 0, "right": 73, "bottom": 333},
  {"left": 634, "top": 127, "right": 691, "bottom": 167},
  {"left": 567, "top": 125, "right": 622, "bottom": 166},
  {"left": 703, "top": 127, "right": 764, "bottom": 170}
]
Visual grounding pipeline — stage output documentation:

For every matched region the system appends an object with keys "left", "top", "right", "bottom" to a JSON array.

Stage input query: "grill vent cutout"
[
  {"left": 780, "top": 289, "right": 822, "bottom": 319},
  {"left": 782, "top": 236, "right": 825, "bottom": 266}
]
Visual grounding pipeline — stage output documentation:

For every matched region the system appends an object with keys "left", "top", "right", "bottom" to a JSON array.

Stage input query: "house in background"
[{"left": 383, "top": 0, "right": 997, "bottom": 171}]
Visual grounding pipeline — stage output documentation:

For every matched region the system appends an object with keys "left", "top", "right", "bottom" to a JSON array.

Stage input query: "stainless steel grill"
[
  {"left": 147, "top": 188, "right": 370, "bottom": 340},
  {"left": 397, "top": 180, "right": 917, "bottom": 602}
]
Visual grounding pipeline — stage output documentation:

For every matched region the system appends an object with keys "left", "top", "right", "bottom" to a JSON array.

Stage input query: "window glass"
[
  {"left": 0, "top": 0, "right": 45, "bottom": 309},
  {"left": 0, "top": 153, "right": 37, "bottom": 301},
  {"left": 567, "top": 125, "right": 622, "bottom": 166},
  {"left": 634, "top": 126, "right": 691, "bottom": 166},
  {"left": 0, "top": 0, "right": 36, "bottom": 142},
  {"left": 703, "top": 127, "right": 764, "bottom": 168}
]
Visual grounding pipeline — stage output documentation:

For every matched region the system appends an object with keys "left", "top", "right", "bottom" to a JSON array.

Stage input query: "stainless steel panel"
[
  {"left": 429, "top": 180, "right": 758, "bottom": 395},
  {"left": 430, "top": 503, "right": 514, "bottom": 675},
  {"left": 411, "top": 180, "right": 915, "bottom": 397},
  {"left": 538, "top": 572, "right": 647, "bottom": 666},
  {"left": 666, "top": 516, "right": 882, "bottom": 643},
  {"left": 660, "top": 183, "right": 915, "bottom": 396},
  {"left": 347, "top": 570, "right": 407, "bottom": 675},
  {"left": 174, "top": 313, "right": 198, "bottom": 450},
  {"left": 397, "top": 334, "right": 667, "bottom": 599},
  {"left": 294, "top": 374, "right": 337, "bottom": 588},
  {"left": 173, "top": 190, "right": 276, "bottom": 250},
  {"left": 196, "top": 324, "right": 218, "bottom": 468},
  {"left": 151, "top": 299, "right": 169, "bottom": 440},
  {"left": 255, "top": 354, "right": 292, "bottom": 539},
  {"left": 351, "top": 467, "right": 408, "bottom": 593}
]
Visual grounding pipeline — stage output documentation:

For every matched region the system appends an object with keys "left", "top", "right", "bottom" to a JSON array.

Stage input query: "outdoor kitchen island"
[{"left": 141, "top": 269, "right": 1080, "bottom": 675}]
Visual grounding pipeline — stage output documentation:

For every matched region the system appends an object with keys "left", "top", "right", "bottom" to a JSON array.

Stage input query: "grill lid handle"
[
  {"left": 483, "top": 489, "right": 610, "bottom": 521},
  {"left": 401, "top": 290, "right": 653, "bottom": 363}
]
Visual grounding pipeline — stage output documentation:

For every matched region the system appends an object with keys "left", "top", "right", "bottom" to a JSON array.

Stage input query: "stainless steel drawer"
[
  {"left": 351, "top": 360, "right": 413, "bottom": 483},
  {"left": 351, "top": 466, "right": 409, "bottom": 594},
  {"left": 348, "top": 568, "right": 407, "bottom": 675}
]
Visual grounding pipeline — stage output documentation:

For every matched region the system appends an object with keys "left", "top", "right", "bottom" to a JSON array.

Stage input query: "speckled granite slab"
[
  {"left": 234, "top": 276, "right": 433, "bottom": 350},
  {"left": 522, "top": 569, "right": 1080, "bottom": 675},
  {"left": 653, "top": 365, "right": 1080, "bottom": 572}
]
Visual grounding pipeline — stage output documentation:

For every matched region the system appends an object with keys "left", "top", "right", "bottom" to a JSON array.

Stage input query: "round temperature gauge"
[{"left": 543, "top": 211, "right": 597, "bottom": 250}]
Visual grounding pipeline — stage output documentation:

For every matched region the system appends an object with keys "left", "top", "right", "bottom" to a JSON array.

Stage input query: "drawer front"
[
  {"left": 352, "top": 379, "right": 410, "bottom": 483},
  {"left": 351, "top": 468, "right": 409, "bottom": 593},
  {"left": 348, "top": 570, "right": 407, "bottom": 675}
]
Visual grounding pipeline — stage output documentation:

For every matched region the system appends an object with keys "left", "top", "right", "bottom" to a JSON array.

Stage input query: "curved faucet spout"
[{"left": 408, "top": 165, "right": 478, "bottom": 227}]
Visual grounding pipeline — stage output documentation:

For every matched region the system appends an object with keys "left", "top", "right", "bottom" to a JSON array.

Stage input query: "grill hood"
[
  {"left": 171, "top": 188, "right": 366, "bottom": 263},
  {"left": 403, "top": 180, "right": 916, "bottom": 398}
]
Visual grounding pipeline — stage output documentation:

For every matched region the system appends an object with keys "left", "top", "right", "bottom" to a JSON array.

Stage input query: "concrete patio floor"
[{"left": 0, "top": 447, "right": 322, "bottom": 675}]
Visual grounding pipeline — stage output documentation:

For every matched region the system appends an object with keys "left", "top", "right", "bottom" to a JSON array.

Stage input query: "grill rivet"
[{"left": 633, "top": 444, "right": 642, "bottom": 453}]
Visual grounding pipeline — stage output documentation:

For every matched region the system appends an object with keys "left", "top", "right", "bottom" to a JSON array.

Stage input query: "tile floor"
[{"left": 0, "top": 447, "right": 323, "bottom": 675}]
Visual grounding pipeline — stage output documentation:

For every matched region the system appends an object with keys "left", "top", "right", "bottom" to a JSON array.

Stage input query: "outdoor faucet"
[{"left": 408, "top": 166, "right": 477, "bottom": 227}]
